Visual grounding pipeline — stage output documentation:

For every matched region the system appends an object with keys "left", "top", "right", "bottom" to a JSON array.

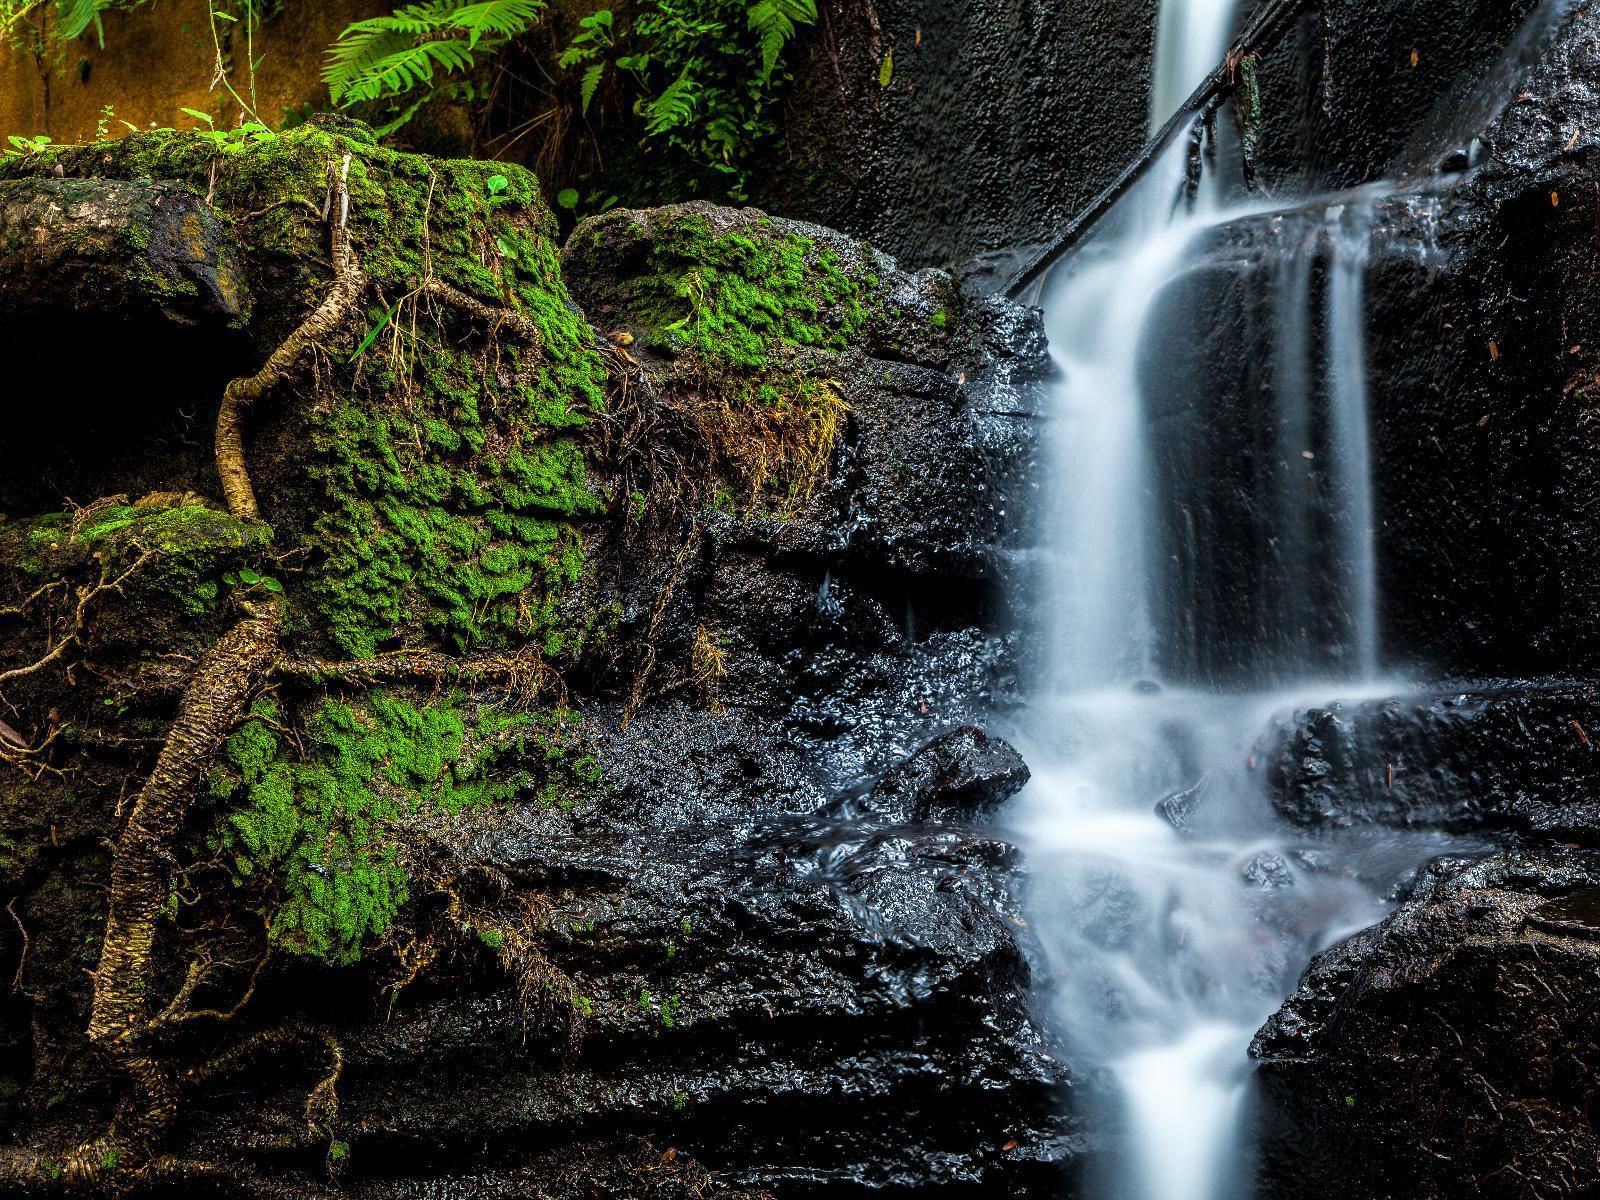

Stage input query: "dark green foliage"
[{"left": 559, "top": 0, "right": 817, "bottom": 200}]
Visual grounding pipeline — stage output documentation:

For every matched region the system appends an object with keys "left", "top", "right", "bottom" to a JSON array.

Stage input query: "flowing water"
[{"left": 1004, "top": 3, "right": 1461, "bottom": 1198}]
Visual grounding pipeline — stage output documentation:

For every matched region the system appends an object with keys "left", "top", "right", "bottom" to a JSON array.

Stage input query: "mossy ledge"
[{"left": 1, "top": 118, "right": 609, "bottom": 661}]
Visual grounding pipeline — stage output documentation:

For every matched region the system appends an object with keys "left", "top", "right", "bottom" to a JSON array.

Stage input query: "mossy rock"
[
  {"left": 561, "top": 201, "right": 963, "bottom": 370},
  {"left": 0, "top": 176, "right": 249, "bottom": 329},
  {"left": 10, "top": 499, "right": 271, "bottom": 623},
  {"left": 2, "top": 119, "right": 611, "bottom": 661},
  {"left": 209, "top": 691, "right": 594, "bottom": 965}
]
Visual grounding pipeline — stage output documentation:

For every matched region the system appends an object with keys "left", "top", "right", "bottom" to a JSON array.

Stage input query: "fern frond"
[
  {"left": 325, "top": 0, "right": 547, "bottom": 106},
  {"left": 445, "top": 0, "right": 546, "bottom": 47},
  {"left": 580, "top": 61, "right": 604, "bottom": 113},
  {"left": 645, "top": 67, "right": 697, "bottom": 135},
  {"left": 746, "top": 0, "right": 814, "bottom": 81}
]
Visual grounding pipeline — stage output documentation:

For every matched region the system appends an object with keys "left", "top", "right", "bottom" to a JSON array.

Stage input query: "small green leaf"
[
  {"left": 495, "top": 235, "right": 517, "bottom": 259},
  {"left": 222, "top": 572, "right": 239, "bottom": 586},
  {"left": 210, "top": 9, "right": 238, "bottom": 20},
  {"left": 486, "top": 173, "right": 509, "bottom": 195},
  {"left": 261, "top": 577, "right": 284, "bottom": 594},
  {"left": 556, "top": 187, "right": 580, "bottom": 210},
  {"left": 238, "top": 568, "right": 262, "bottom": 585},
  {"left": 180, "top": 107, "right": 216, "bottom": 127},
  {"left": 878, "top": 49, "right": 894, "bottom": 88},
  {"left": 351, "top": 305, "right": 395, "bottom": 361}
]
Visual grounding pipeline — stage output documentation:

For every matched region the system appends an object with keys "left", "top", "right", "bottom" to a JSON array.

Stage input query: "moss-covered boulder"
[
  {"left": 0, "top": 176, "right": 249, "bottom": 329},
  {"left": 2, "top": 118, "right": 610, "bottom": 662},
  {"left": 563, "top": 201, "right": 964, "bottom": 373}
]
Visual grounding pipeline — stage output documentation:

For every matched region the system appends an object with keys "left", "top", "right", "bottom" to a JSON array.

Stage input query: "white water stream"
[{"left": 1005, "top": 4, "right": 1448, "bottom": 1197}]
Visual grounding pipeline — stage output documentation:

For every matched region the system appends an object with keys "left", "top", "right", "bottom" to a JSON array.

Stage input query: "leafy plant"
[
  {"left": 323, "top": 0, "right": 549, "bottom": 107},
  {"left": 181, "top": 106, "right": 276, "bottom": 153},
  {"left": 0, "top": 0, "right": 140, "bottom": 52},
  {"left": 559, "top": 0, "right": 817, "bottom": 199},
  {"left": 3, "top": 133, "right": 50, "bottom": 156}
]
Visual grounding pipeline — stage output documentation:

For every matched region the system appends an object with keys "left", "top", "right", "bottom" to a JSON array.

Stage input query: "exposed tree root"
[
  {"left": 189, "top": 1021, "right": 344, "bottom": 1141},
  {"left": 0, "top": 548, "right": 158, "bottom": 699},
  {"left": 622, "top": 522, "right": 702, "bottom": 727},
  {"left": 215, "top": 154, "right": 364, "bottom": 521},
  {"left": 75, "top": 601, "right": 281, "bottom": 1177},
  {"left": 422, "top": 277, "right": 543, "bottom": 347},
  {"left": 276, "top": 647, "right": 560, "bottom": 702}
]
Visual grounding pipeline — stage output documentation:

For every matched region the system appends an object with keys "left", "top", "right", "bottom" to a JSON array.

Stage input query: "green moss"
[
  {"left": 5, "top": 123, "right": 609, "bottom": 659},
  {"left": 24, "top": 504, "right": 271, "bottom": 616},
  {"left": 614, "top": 211, "right": 876, "bottom": 371},
  {"left": 210, "top": 692, "right": 586, "bottom": 965},
  {"left": 477, "top": 927, "right": 505, "bottom": 950}
]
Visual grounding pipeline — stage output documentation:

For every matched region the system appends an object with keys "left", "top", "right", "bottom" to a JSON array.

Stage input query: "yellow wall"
[{"left": 0, "top": 0, "right": 384, "bottom": 143}]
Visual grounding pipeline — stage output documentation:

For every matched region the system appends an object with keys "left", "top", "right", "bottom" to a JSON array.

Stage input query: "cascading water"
[{"left": 1006, "top": 4, "right": 1469, "bottom": 1198}]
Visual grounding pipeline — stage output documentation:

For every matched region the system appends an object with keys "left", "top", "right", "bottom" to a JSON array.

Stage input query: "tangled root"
[
  {"left": 80, "top": 601, "right": 282, "bottom": 1173},
  {"left": 215, "top": 155, "right": 365, "bottom": 521}
]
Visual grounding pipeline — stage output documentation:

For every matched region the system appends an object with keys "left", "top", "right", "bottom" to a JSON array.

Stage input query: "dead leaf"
[
  {"left": 1552, "top": 190, "right": 1562, "bottom": 208},
  {"left": 1567, "top": 127, "right": 1583, "bottom": 151},
  {"left": 607, "top": 329, "right": 634, "bottom": 346},
  {"left": 660, "top": 1147, "right": 678, "bottom": 1163},
  {"left": 1409, "top": 48, "right": 1419, "bottom": 68},
  {"left": 915, "top": 28, "right": 922, "bottom": 48},
  {"left": 1001, "top": 1139, "right": 1021, "bottom": 1152},
  {"left": 1573, "top": 719, "right": 1592, "bottom": 750},
  {"left": 0, "top": 718, "right": 25, "bottom": 750},
  {"left": 1488, "top": 340, "right": 1501, "bottom": 362}
]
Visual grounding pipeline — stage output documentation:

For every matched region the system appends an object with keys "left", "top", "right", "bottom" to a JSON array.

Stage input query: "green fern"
[
  {"left": 746, "top": 0, "right": 813, "bottom": 82},
  {"left": 580, "top": 61, "right": 605, "bottom": 113},
  {"left": 324, "top": 0, "right": 547, "bottom": 107},
  {"left": 1, "top": 0, "right": 131, "bottom": 49},
  {"left": 645, "top": 66, "right": 697, "bottom": 135}
]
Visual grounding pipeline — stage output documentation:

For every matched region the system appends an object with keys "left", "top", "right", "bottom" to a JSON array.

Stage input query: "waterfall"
[{"left": 1006, "top": 4, "right": 1452, "bottom": 1199}]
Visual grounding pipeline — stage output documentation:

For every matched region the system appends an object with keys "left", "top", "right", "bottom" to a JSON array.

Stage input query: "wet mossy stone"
[
  {"left": 209, "top": 692, "right": 587, "bottom": 965},
  {"left": 561, "top": 201, "right": 963, "bottom": 369},
  {"left": 0, "top": 176, "right": 249, "bottom": 329},
  {"left": 0, "top": 121, "right": 610, "bottom": 660},
  {"left": 16, "top": 501, "right": 271, "bottom": 616}
]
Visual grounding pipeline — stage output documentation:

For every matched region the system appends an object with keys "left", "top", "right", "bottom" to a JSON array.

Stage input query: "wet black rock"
[
  {"left": 1136, "top": 4, "right": 1600, "bottom": 680},
  {"left": 1252, "top": 849, "right": 1600, "bottom": 1200},
  {"left": 1241, "top": 851, "right": 1294, "bottom": 890},
  {"left": 307, "top": 784, "right": 1072, "bottom": 1196},
  {"left": 1155, "top": 777, "right": 1209, "bottom": 836},
  {"left": 1249, "top": 0, "right": 1551, "bottom": 194},
  {"left": 757, "top": 0, "right": 1162, "bottom": 271},
  {"left": 1260, "top": 684, "right": 1600, "bottom": 840},
  {"left": 868, "top": 726, "right": 1032, "bottom": 823}
]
